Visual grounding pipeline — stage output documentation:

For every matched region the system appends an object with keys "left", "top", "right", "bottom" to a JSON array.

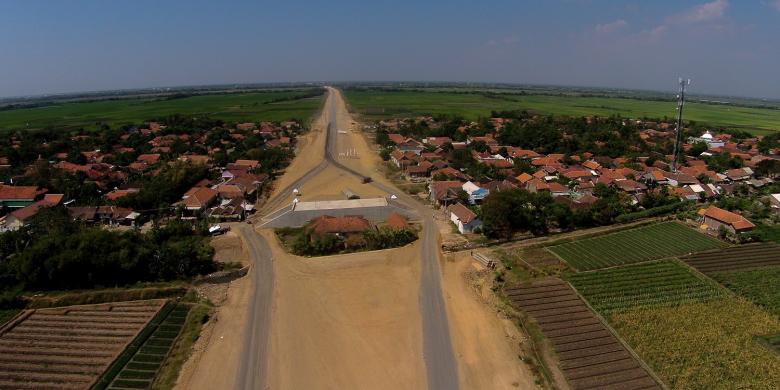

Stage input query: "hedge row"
[{"left": 614, "top": 201, "right": 688, "bottom": 224}]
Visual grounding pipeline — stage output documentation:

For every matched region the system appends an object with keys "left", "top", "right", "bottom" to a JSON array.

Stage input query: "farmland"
[
  {"left": 95, "top": 302, "right": 192, "bottom": 390},
  {"left": 0, "top": 89, "right": 324, "bottom": 132},
  {"left": 505, "top": 279, "right": 662, "bottom": 390},
  {"left": 344, "top": 89, "right": 780, "bottom": 135},
  {"left": 712, "top": 267, "right": 780, "bottom": 318},
  {"left": 567, "top": 260, "right": 723, "bottom": 315},
  {"left": 547, "top": 222, "right": 726, "bottom": 271},
  {"left": 610, "top": 299, "right": 780, "bottom": 389},
  {"left": 681, "top": 242, "right": 780, "bottom": 274},
  {"left": 0, "top": 299, "right": 165, "bottom": 390}
]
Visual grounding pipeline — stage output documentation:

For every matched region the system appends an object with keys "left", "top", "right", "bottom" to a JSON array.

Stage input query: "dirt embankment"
[{"left": 442, "top": 252, "right": 540, "bottom": 389}]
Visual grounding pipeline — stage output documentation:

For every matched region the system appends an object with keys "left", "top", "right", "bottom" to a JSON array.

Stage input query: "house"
[
  {"left": 105, "top": 188, "right": 140, "bottom": 201},
  {"left": 1, "top": 194, "right": 64, "bottom": 231},
  {"left": 207, "top": 198, "right": 249, "bottom": 221},
  {"left": 0, "top": 185, "right": 47, "bottom": 209},
  {"left": 770, "top": 194, "right": 780, "bottom": 216},
  {"left": 698, "top": 205, "right": 755, "bottom": 234},
  {"left": 448, "top": 202, "right": 481, "bottom": 234},
  {"left": 429, "top": 181, "right": 464, "bottom": 207},
  {"left": 175, "top": 187, "right": 219, "bottom": 212},
  {"left": 461, "top": 181, "right": 489, "bottom": 204},
  {"left": 67, "top": 205, "right": 139, "bottom": 226},
  {"left": 724, "top": 167, "right": 753, "bottom": 182},
  {"left": 384, "top": 213, "right": 409, "bottom": 230},
  {"left": 308, "top": 215, "right": 373, "bottom": 248},
  {"left": 397, "top": 139, "right": 425, "bottom": 155}
]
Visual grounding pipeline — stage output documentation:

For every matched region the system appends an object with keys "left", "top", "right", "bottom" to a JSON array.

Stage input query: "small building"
[
  {"left": 770, "top": 194, "right": 780, "bottom": 216},
  {"left": 448, "top": 202, "right": 481, "bottom": 234},
  {"left": 698, "top": 205, "right": 755, "bottom": 234},
  {"left": 175, "top": 187, "right": 219, "bottom": 213},
  {"left": 1, "top": 194, "right": 64, "bottom": 231},
  {"left": 0, "top": 185, "right": 47, "bottom": 209},
  {"left": 462, "top": 181, "right": 489, "bottom": 204}
]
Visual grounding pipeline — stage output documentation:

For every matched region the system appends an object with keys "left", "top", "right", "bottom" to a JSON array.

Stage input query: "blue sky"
[{"left": 1, "top": 0, "right": 779, "bottom": 98}]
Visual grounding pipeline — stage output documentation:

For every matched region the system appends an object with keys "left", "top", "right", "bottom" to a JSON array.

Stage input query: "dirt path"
[{"left": 442, "top": 253, "right": 539, "bottom": 389}]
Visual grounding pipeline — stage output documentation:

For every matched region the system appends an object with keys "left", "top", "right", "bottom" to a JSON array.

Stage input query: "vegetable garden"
[
  {"left": 567, "top": 260, "right": 723, "bottom": 315},
  {"left": 547, "top": 222, "right": 726, "bottom": 271}
]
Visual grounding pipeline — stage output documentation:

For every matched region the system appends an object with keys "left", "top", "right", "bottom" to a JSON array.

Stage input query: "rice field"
[
  {"left": 567, "top": 260, "right": 723, "bottom": 315},
  {"left": 547, "top": 222, "right": 726, "bottom": 271}
]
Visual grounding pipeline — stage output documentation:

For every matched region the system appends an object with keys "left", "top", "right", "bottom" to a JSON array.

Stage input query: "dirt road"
[{"left": 182, "top": 87, "right": 533, "bottom": 390}]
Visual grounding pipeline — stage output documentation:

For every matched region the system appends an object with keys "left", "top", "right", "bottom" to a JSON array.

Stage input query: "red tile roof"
[
  {"left": 310, "top": 215, "right": 372, "bottom": 235},
  {"left": 0, "top": 185, "right": 45, "bottom": 200},
  {"left": 700, "top": 206, "right": 755, "bottom": 231}
]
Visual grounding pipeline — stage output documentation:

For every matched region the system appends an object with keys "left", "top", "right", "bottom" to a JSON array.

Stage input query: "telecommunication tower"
[{"left": 671, "top": 78, "right": 691, "bottom": 172}]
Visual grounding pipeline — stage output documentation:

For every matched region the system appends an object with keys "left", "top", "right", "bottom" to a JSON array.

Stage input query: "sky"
[{"left": 1, "top": 0, "right": 779, "bottom": 99}]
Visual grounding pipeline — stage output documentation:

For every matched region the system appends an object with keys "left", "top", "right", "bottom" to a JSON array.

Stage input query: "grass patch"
[
  {"left": 27, "top": 283, "right": 188, "bottom": 309},
  {"left": 712, "top": 267, "right": 780, "bottom": 318},
  {"left": 610, "top": 299, "right": 780, "bottom": 389},
  {"left": 547, "top": 221, "right": 726, "bottom": 271},
  {"left": 345, "top": 89, "right": 780, "bottom": 134},
  {"left": 749, "top": 224, "right": 780, "bottom": 244},
  {"left": 567, "top": 260, "right": 723, "bottom": 315},
  {"left": 0, "top": 89, "right": 324, "bottom": 132}
]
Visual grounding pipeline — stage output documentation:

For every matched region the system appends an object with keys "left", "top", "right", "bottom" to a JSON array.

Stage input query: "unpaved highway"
[{"left": 235, "top": 87, "right": 458, "bottom": 390}]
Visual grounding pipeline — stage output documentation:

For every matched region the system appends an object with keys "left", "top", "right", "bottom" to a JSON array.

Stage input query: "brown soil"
[
  {"left": 441, "top": 252, "right": 539, "bottom": 389},
  {"left": 264, "top": 229, "right": 426, "bottom": 389}
]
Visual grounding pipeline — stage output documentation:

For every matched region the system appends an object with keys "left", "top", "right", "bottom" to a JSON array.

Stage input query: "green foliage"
[
  {"left": 0, "top": 210, "right": 216, "bottom": 292},
  {"left": 481, "top": 189, "right": 565, "bottom": 239},
  {"left": 713, "top": 267, "right": 780, "bottom": 318},
  {"left": 0, "top": 89, "right": 324, "bottom": 132},
  {"left": 568, "top": 260, "right": 723, "bottom": 315},
  {"left": 548, "top": 222, "right": 726, "bottom": 271},
  {"left": 345, "top": 89, "right": 780, "bottom": 135},
  {"left": 362, "top": 227, "right": 418, "bottom": 250},
  {"left": 116, "top": 162, "right": 209, "bottom": 214},
  {"left": 614, "top": 201, "right": 687, "bottom": 223}
]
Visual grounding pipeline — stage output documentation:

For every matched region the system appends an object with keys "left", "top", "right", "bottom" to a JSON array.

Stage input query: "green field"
[
  {"left": 547, "top": 222, "right": 726, "bottom": 271},
  {"left": 713, "top": 267, "right": 780, "bottom": 318},
  {"left": 0, "top": 89, "right": 324, "bottom": 132},
  {"left": 611, "top": 299, "right": 780, "bottom": 389},
  {"left": 568, "top": 260, "right": 723, "bottom": 315},
  {"left": 344, "top": 90, "right": 780, "bottom": 135}
]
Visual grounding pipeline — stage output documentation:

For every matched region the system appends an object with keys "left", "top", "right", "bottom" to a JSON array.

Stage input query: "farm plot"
[
  {"left": 0, "top": 300, "right": 165, "bottom": 390},
  {"left": 681, "top": 242, "right": 780, "bottom": 274},
  {"left": 712, "top": 267, "right": 780, "bottom": 318},
  {"left": 97, "top": 303, "right": 192, "bottom": 390},
  {"left": 547, "top": 222, "right": 725, "bottom": 271},
  {"left": 567, "top": 260, "right": 723, "bottom": 315},
  {"left": 505, "top": 279, "right": 662, "bottom": 390},
  {"left": 611, "top": 299, "right": 780, "bottom": 389}
]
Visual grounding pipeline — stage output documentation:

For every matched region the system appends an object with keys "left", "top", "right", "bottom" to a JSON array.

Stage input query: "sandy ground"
[
  {"left": 175, "top": 231, "right": 254, "bottom": 390},
  {"left": 442, "top": 253, "right": 539, "bottom": 389},
  {"left": 263, "top": 229, "right": 427, "bottom": 389}
]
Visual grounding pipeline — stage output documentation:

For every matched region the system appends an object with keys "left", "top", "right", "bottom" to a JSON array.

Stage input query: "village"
[
  {"left": 376, "top": 114, "right": 780, "bottom": 240},
  {"left": 0, "top": 119, "right": 301, "bottom": 232}
]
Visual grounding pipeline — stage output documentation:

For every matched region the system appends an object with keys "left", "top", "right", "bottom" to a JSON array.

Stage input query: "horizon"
[{"left": 2, "top": 1, "right": 780, "bottom": 99}]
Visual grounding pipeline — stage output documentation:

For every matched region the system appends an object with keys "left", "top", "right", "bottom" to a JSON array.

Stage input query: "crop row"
[
  {"left": 568, "top": 260, "right": 723, "bottom": 315},
  {"left": 548, "top": 222, "right": 725, "bottom": 271},
  {"left": 682, "top": 242, "right": 780, "bottom": 274},
  {"left": 712, "top": 266, "right": 780, "bottom": 318},
  {"left": 102, "top": 303, "right": 192, "bottom": 390}
]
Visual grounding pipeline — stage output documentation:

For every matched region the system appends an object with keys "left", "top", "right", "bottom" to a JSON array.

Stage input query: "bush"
[{"left": 614, "top": 201, "right": 687, "bottom": 224}]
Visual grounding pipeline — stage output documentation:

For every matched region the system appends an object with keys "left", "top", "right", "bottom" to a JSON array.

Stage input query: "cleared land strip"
[
  {"left": 505, "top": 279, "right": 662, "bottom": 390},
  {"left": 0, "top": 300, "right": 165, "bottom": 390},
  {"left": 547, "top": 221, "right": 726, "bottom": 271},
  {"left": 680, "top": 242, "right": 780, "bottom": 274}
]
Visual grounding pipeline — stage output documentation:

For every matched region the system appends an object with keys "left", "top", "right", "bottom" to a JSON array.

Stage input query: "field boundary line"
[
  {"left": 564, "top": 280, "right": 670, "bottom": 390},
  {"left": 0, "top": 309, "right": 33, "bottom": 337},
  {"left": 669, "top": 257, "right": 737, "bottom": 299}
]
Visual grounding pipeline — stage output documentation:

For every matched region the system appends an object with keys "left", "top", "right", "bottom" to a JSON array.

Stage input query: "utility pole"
[{"left": 671, "top": 77, "right": 691, "bottom": 172}]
